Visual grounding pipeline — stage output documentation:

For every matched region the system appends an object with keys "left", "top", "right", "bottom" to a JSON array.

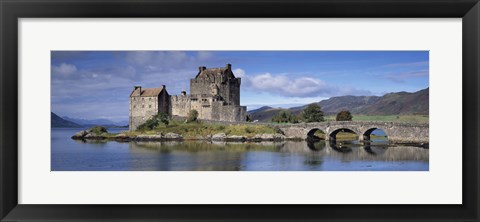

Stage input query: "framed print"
[{"left": 1, "top": 0, "right": 479, "bottom": 221}]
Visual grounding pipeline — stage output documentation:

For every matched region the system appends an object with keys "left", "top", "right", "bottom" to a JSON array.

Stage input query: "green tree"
[
  {"left": 187, "top": 109, "right": 199, "bottom": 123},
  {"left": 336, "top": 110, "right": 353, "bottom": 121},
  {"left": 246, "top": 114, "right": 253, "bottom": 122},
  {"left": 272, "top": 110, "right": 298, "bottom": 123},
  {"left": 137, "top": 112, "right": 169, "bottom": 131},
  {"left": 302, "top": 103, "right": 324, "bottom": 122}
]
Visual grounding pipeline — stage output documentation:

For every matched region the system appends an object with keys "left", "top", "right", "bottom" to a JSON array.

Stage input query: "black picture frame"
[{"left": 1, "top": 0, "right": 479, "bottom": 221}]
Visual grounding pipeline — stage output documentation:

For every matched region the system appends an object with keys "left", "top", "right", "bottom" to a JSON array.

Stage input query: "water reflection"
[
  {"left": 51, "top": 128, "right": 428, "bottom": 171},
  {"left": 125, "top": 141, "right": 428, "bottom": 171}
]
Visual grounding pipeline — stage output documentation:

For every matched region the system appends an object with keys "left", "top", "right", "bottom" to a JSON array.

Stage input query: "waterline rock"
[
  {"left": 71, "top": 126, "right": 108, "bottom": 140},
  {"left": 225, "top": 135, "right": 246, "bottom": 142},
  {"left": 248, "top": 133, "right": 285, "bottom": 142},
  {"left": 164, "top": 133, "right": 183, "bottom": 140},
  {"left": 212, "top": 133, "right": 227, "bottom": 141}
]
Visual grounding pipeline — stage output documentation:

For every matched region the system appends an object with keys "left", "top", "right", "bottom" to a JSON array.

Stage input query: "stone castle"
[{"left": 129, "top": 64, "right": 247, "bottom": 131}]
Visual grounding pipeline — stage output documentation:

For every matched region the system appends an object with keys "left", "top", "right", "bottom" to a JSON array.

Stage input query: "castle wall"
[
  {"left": 190, "top": 77, "right": 241, "bottom": 106},
  {"left": 228, "top": 78, "right": 241, "bottom": 106},
  {"left": 190, "top": 78, "right": 213, "bottom": 96},
  {"left": 219, "top": 105, "right": 247, "bottom": 122},
  {"left": 129, "top": 96, "right": 159, "bottom": 131},
  {"left": 158, "top": 89, "right": 170, "bottom": 114},
  {"left": 170, "top": 95, "right": 191, "bottom": 117},
  {"left": 169, "top": 96, "right": 246, "bottom": 122},
  {"left": 171, "top": 95, "right": 215, "bottom": 120}
]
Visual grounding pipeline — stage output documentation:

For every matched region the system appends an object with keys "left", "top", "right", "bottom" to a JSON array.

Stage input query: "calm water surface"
[{"left": 51, "top": 128, "right": 429, "bottom": 171}]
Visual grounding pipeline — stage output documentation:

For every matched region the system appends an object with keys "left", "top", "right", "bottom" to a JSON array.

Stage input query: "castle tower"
[
  {"left": 129, "top": 85, "right": 169, "bottom": 131},
  {"left": 190, "top": 64, "right": 241, "bottom": 106}
]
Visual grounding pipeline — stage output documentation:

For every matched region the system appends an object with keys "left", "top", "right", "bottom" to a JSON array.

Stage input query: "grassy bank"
[{"left": 125, "top": 120, "right": 280, "bottom": 139}]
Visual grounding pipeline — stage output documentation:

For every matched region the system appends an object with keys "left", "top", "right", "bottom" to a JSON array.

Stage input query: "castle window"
[
  {"left": 149, "top": 105, "right": 151, "bottom": 108},
  {"left": 133, "top": 105, "right": 136, "bottom": 108},
  {"left": 142, "top": 105, "right": 144, "bottom": 108}
]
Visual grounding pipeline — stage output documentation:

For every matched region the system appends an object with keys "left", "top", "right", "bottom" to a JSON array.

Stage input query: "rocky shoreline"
[
  {"left": 71, "top": 128, "right": 295, "bottom": 142},
  {"left": 71, "top": 127, "right": 428, "bottom": 148}
]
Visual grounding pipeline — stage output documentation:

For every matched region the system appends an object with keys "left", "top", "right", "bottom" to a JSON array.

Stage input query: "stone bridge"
[{"left": 275, "top": 121, "right": 429, "bottom": 144}]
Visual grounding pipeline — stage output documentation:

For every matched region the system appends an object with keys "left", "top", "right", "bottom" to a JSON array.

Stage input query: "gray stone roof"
[{"left": 130, "top": 87, "right": 165, "bottom": 97}]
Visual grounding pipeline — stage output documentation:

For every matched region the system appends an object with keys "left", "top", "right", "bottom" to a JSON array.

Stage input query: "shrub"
[
  {"left": 336, "top": 110, "right": 353, "bottom": 121},
  {"left": 186, "top": 109, "right": 199, "bottom": 123},
  {"left": 245, "top": 126, "right": 254, "bottom": 133},
  {"left": 302, "top": 103, "right": 324, "bottom": 122},
  {"left": 137, "top": 112, "right": 169, "bottom": 131},
  {"left": 90, "top": 126, "right": 108, "bottom": 134}
]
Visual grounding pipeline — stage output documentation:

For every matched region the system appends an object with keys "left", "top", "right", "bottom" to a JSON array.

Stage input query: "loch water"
[{"left": 51, "top": 128, "right": 429, "bottom": 171}]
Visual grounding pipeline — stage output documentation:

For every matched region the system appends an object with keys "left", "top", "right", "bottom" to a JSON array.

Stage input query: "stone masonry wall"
[
  {"left": 190, "top": 77, "right": 241, "bottom": 106},
  {"left": 169, "top": 96, "right": 246, "bottom": 122},
  {"left": 158, "top": 89, "right": 170, "bottom": 114},
  {"left": 222, "top": 78, "right": 241, "bottom": 106},
  {"left": 170, "top": 95, "right": 191, "bottom": 117},
  {"left": 129, "top": 96, "right": 159, "bottom": 131},
  {"left": 219, "top": 105, "right": 247, "bottom": 122},
  {"left": 276, "top": 121, "right": 429, "bottom": 143}
]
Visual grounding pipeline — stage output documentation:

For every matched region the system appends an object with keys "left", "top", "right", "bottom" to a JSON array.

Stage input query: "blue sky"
[{"left": 51, "top": 51, "right": 429, "bottom": 122}]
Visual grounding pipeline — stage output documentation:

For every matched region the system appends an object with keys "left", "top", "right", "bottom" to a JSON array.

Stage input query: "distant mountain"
[
  {"left": 249, "top": 88, "right": 429, "bottom": 122},
  {"left": 51, "top": 112, "right": 82, "bottom": 128},
  {"left": 248, "top": 106, "right": 285, "bottom": 122},
  {"left": 62, "top": 116, "right": 128, "bottom": 127}
]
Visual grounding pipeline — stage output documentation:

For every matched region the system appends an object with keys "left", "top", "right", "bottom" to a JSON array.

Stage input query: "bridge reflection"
[
  {"left": 130, "top": 140, "right": 428, "bottom": 166},
  {"left": 304, "top": 139, "right": 427, "bottom": 162}
]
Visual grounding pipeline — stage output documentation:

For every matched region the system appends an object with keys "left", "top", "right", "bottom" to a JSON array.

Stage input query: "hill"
[
  {"left": 62, "top": 116, "right": 128, "bottom": 127},
  {"left": 51, "top": 112, "right": 82, "bottom": 128},
  {"left": 247, "top": 106, "right": 285, "bottom": 122},
  {"left": 249, "top": 88, "right": 429, "bottom": 122}
]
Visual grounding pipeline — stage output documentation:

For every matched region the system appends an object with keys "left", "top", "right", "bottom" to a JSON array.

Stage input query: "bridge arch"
[
  {"left": 307, "top": 128, "right": 326, "bottom": 141},
  {"left": 362, "top": 127, "right": 388, "bottom": 142},
  {"left": 328, "top": 128, "right": 359, "bottom": 142},
  {"left": 276, "top": 121, "right": 428, "bottom": 144}
]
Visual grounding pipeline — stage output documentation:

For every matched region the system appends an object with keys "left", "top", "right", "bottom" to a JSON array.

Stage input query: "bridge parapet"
[{"left": 275, "top": 121, "right": 428, "bottom": 144}]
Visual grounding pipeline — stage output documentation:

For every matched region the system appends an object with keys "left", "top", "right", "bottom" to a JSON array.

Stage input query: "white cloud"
[
  {"left": 233, "top": 68, "right": 246, "bottom": 78},
  {"left": 234, "top": 68, "right": 371, "bottom": 98},
  {"left": 248, "top": 73, "right": 330, "bottom": 97},
  {"left": 52, "top": 63, "right": 77, "bottom": 76}
]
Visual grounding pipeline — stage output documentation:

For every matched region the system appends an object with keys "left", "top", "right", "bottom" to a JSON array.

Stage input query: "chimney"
[
  {"left": 162, "top": 85, "right": 166, "bottom": 90},
  {"left": 133, "top": 86, "right": 142, "bottom": 96},
  {"left": 198, "top": 66, "right": 206, "bottom": 72},
  {"left": 226, "top": 64, "right": 232, "bottom": 70}
]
